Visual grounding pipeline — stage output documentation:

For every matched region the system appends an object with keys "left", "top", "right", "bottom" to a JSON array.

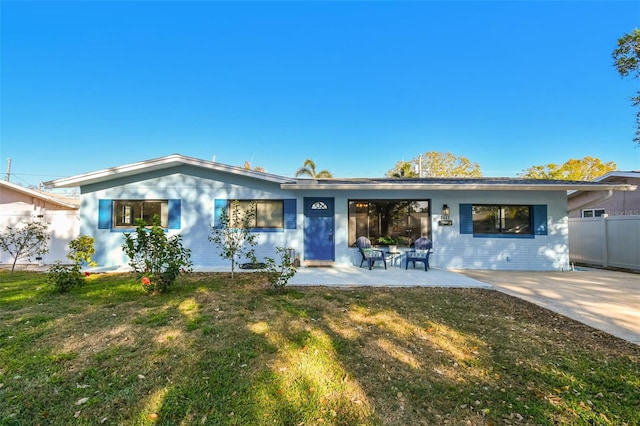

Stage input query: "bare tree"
[
  {"left": 0, "top": 221, "right": 50, "bottom": 273},
  {"left": 208, "top": 201, "right": 259, "bottom": 279}
]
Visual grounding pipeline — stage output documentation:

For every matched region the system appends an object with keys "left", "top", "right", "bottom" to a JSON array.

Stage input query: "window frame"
[
  {"left": 347, "top": 199, "right": 431, "bottom": 246},
  {"left": 471, "top": 204, "right": 533, "bottom": 236},
  {"left": 112, "top": 200, "right": 169, "bottom": 229},
  {"left": 581, "top": 208, "right": 606, "bottom": 218},
  {"left": 227, "top": 199, "right": 285, "bottom": 230}
]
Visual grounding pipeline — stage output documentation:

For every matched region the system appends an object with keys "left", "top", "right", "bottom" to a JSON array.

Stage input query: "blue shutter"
[
  {"left": 214, "top": 199, "right": 227, "bottom": 228},
  {"left": 459, "top": 203, "right": 473, "bottom": 234},
  {"left": 283, "top": 199, "right": 296, "bottom": 229},
  {"left": 98, "top": 199, "right": 112, "bottom": 229},
  {"left": 168, "top": 199, "right": 181, "bottom": 229},
  {"left": 532, "top": 205, "right": 548, "bottom": 235}
]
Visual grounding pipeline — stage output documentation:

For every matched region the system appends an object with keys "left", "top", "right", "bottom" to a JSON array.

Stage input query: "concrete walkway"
[{"left": 287, "top": 264, "right": 492, "bottom": 288}]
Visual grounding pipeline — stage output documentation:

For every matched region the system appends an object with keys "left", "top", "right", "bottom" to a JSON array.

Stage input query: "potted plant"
[{"left": 377, "top": 235, "right": 398, "bottom": 253}]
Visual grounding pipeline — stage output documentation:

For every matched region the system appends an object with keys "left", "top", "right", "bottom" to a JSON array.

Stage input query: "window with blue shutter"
[
  {"left": 102, "top": 199, "right": 177, "bottom": 230},
  {"left": 168, "top": 199, "right": 181, "bottom": 229},
  {"left": 98, "top": 199, "right": 113, "bottom": 229},
  {"left": 459, "top": 203, "right": 547, "bottom": 238},
  {"left": 532, "top": 204, "right": 548, "bottom": 235},
  {"left": 284, "top": 199, "right": 296, "bottom": 229},
  {"left": 214, "top": 199, "right": 295, "bottom": 231},
  {"left": 459, "top": 204, "right": 473, "bottom": 234}
]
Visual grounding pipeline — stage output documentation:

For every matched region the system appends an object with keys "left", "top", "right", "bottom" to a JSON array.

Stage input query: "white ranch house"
[{"left": 44, "top": 154, "right": 636, "bottom": 272}]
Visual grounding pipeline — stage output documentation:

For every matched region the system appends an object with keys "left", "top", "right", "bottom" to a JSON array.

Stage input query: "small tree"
[
  {"left": 122, "top": 215, "right": 192, "bottom": 294},
  {"left": 209, "top": 201, "right": 259, "bottom": 279},
  {"left": 0, "top": 220, "right": 49, "bottom": 274},
  {"left": 68, "top": 235, "right": 98, "bottom": 268}
]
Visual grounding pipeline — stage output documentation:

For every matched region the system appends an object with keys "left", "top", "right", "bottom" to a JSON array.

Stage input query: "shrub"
[
  {"left": 47, "top": 235, "right": 97, "bottom": 293},
  {"left": 122, "top": 215, "right": 192, "bottom": 294},
  {"left": 263, "top": 247, "right": 297, "bottom": 292},
  {"left": 68, "top": 235, "right": 97, "bottom": 267},
  {"left": 48, "top": 261, "right": 84, "bottom": 293}
]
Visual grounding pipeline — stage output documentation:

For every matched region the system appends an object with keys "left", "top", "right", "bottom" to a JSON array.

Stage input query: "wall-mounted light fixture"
[{"left": 439, "top": 204, "right": 453, "bottom": 226}]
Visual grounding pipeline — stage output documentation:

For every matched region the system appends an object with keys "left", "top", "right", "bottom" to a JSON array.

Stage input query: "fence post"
[{"left": 601, "top": 215, "right": 608, "bottom": 268}]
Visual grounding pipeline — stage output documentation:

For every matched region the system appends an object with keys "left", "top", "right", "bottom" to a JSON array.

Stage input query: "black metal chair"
[
  {"left": 405, "top": 237, "right": 432, "bottom": 271},
  {"left": 355, "top": 236, "right": 387, "bottom": 270}
]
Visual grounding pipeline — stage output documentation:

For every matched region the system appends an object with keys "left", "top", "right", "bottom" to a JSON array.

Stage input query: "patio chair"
[
  {"left": 355, "top": 236, "right": 387, "bottom": 270},
  {"left": 405, "top": 237, "right": 432, "bottom": 271}
]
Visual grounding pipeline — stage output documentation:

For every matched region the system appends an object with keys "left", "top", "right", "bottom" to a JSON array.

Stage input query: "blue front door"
[{"left": 304, "top": 198, "right": 335, "bottom": 261}]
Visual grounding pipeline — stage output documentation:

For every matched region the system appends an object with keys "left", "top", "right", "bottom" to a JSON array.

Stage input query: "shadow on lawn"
[{"left": 1, "top": 272, "right": 639, "bottom": 425}]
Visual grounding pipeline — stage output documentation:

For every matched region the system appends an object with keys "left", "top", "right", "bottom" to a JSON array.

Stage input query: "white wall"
[
  {"left": 79, "top": 170, "right": 571, "bottom": 272},
  {"left": 0, "top": 204, "right": 79, "bottom": 265},
  {"left": 80, "top": 170, "right": 302, "bottom": 271}
]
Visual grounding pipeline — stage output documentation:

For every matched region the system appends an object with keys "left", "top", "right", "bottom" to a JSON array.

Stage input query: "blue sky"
[{"left": 2, "top": 1, "right": 640, "bottom": 188}]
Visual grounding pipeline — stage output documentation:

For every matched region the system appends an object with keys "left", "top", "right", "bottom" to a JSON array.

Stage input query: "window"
[
  {"left": 348, "top": 200, "right": 430, "bottom": 246},
  {"left": 228, "top": 200, "right": 284, "bottom": 229},
  {"left": 581, "top": 209, "right": 605, "bottom": 218},
  {"left": 113, "top": 200, "right": 169, "bottom": 228},
  {"left": 472, "top": 204, "right": 531, "bottom": 235}
]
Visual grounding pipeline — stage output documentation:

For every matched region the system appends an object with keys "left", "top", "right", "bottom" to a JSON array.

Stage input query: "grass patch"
[{"left": 1, "top": 270, "right": 638, "bottom": 425}]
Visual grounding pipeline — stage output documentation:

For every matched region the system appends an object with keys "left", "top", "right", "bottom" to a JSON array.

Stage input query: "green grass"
[{"left": 1, "top": 270, "right": 639, "bottom": 425}]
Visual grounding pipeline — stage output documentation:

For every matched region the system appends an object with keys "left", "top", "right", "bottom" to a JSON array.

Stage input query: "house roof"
[
  {"left": 282, "top": 177, "right": 637, "bottom": 192},
  {"left": 43, "top": 154, "right": 637, "bottom": 193},
  {"left": 0, "top": 180, "right": 79, "bottom": 209},
  {"left": 44, "top": 154, "right": 296, "bottom": 188},
  {"left": 567, "top": 171, "right": 640, "bottom": 198}
]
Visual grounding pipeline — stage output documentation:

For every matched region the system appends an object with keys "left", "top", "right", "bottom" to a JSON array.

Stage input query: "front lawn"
[{"left": 1, "top": 271, "right": 638, "bottom": 425}]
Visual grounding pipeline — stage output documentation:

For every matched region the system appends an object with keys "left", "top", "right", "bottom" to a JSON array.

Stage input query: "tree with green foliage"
[
  {"left": 612, "top": 28, "right": 640, "bottom": 144},
  {"left": 386, "top": 152, "right": 482, "bottom": 178},
  {"left": 209, "top": 201, "right": 259, "bottom": 279},
  {"left": 519, "top": 156, "right": 617, "bottom": 181},
  {"left": 122, "top": 215, "right": 192, "bottom": 294},
  {"left": 0, "top": 220, "right": 49, "bottom": 273},
  {"left": 68, "top": 235, "right": 98, "bottom": 268},
  {"left": 48, "top": 235, "right": 98, "bottom": 293},
  {"left": 295, "top": 158, "right": 333, "bottom": 178}
]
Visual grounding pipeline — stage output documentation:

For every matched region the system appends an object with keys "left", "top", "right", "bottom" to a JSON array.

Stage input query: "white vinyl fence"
[{"left": 569, "top": 215, "right": 640, "bottom": 271}]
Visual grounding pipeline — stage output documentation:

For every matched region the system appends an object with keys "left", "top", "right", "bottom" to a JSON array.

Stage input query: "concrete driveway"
[{"left": 457, "top": 268, "right": 640, "bottom": 345}]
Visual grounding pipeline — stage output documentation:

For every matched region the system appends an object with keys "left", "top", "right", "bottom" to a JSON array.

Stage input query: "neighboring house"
[
  {"left": 568, "top": 171, "right": 640, "bottom": 218},
  {"left": 0, "top": 180, "right": 79, "bottom": 265},
  {"left": 44, "top": 154, "right": 636, "bottom": 272}
]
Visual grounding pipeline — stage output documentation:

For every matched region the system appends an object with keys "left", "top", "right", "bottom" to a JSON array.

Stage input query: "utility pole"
[{"left": 5, "top": 158, "right": 11, "bottom": 181}]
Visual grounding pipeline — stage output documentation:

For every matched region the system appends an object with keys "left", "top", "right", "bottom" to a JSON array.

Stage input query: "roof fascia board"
[{"left": 281, "top": 182, "right": 637, "bottom": 191}]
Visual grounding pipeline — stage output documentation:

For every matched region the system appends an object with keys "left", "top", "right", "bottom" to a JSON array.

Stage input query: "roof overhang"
[
  {"left": 0, "top": 180, "right": 79, "bottom": 209},
  {"left": 281, "top": 181, "right": 638, "bottom": 192},
  {"left": 44, "top": 154, "right": 295, "bottom": 188}
]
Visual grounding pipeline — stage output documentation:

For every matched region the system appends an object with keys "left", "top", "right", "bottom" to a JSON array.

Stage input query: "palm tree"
[{"left": 295, "top": 158, "right": 333, "bottom": 178}]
